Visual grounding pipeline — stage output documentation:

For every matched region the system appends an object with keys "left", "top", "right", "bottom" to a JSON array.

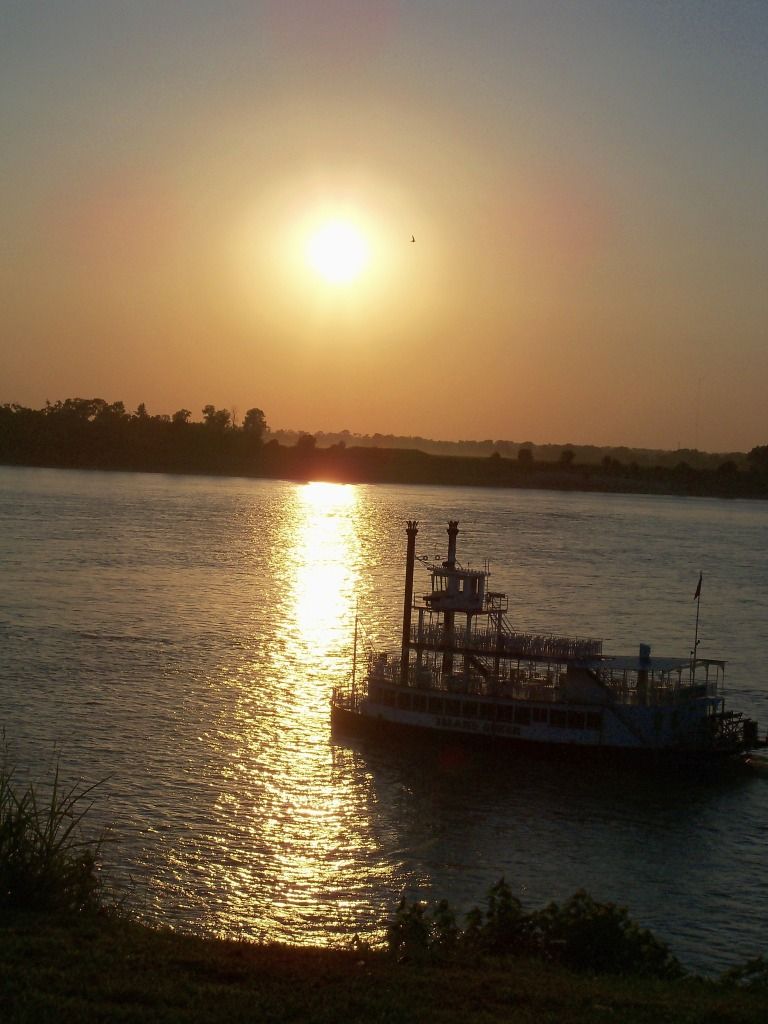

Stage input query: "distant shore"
[
  {"left": 2, "top": 445, "right": 768, "bottom": 501},
  {"left": 2, "top": 399, "right": 767, "bottom": 500}
]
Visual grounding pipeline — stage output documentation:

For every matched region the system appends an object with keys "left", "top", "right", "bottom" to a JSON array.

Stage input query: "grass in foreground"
[{"left": 2, "top": 910, "right": 767, "bottom": 1024}]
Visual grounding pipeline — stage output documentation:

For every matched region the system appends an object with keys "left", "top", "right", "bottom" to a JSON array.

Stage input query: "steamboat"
[{"left": 331, "top": 521, "right": 766, "bottom": 761}]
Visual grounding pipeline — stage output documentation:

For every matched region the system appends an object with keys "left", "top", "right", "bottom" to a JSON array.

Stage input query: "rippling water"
[{"left": 1, "top": 466, "right": 767, "bottom": 972}]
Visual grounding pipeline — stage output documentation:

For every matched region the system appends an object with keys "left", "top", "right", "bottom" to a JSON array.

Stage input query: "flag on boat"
[{"left": 693, "top": 572, "right": 703, "bottom": 600}]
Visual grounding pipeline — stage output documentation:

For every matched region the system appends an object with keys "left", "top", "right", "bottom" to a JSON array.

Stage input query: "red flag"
[{"left": 693, "top": 572, "right": 702, "bottom": 600}]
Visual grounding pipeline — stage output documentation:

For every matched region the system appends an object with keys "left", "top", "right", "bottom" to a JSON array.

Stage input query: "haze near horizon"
[{"left": 2, "top": 2, "right": 766, "bottom": 452}]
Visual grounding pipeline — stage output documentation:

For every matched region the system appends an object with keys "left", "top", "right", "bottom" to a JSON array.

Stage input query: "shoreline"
[{"left": 3, "top": 454, "right": 767, "bottom": 501}]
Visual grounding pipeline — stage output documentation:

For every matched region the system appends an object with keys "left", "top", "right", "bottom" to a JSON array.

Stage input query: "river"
[{"left": 1, "top": 465, "right": 767, "bottom": 973}]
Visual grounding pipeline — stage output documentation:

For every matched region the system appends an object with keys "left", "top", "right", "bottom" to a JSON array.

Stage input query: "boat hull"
[{"left": 330, "top": 702, "right": 746, "bottom": 766}]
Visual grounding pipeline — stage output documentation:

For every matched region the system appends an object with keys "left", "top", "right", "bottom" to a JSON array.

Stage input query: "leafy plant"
[
  {"left": 0, "top": 759, "right": 107, "bottom": 913},
  {"left": 530, "top": 890, "right": 683, "bottom": 979},
  {"left": 720, "top": 956, "right": 768, "bottom": 991},
  {"left": 386, "top": 880, "right": 683, "bottom": 979}
]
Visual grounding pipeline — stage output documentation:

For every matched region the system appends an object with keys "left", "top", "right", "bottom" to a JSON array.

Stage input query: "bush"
[
  {"left": 530, "top": 890, "right": 683, "bottom": 979},
  {"left": 0, "top": 759, "right": 106, "bottom": 913},
  {"left": 386, "top": 880, "right": 683, "bottom": 979},
  {"left": 720, "top": 956, "right": 768, "bottom": 991},
  {"left": 387, "top": 896, "right": 465, "bottom": 963}
]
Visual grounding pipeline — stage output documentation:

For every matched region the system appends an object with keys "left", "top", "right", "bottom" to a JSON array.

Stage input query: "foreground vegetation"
[
  {"left": 2, "top": 763, "right": 767, "bottom": 1021},
  {"left": 4, "top": 910, "right": 768, "bottom": 1024},
  {"left": 3, "top": 397, "right": 768, "bottom": 498}
]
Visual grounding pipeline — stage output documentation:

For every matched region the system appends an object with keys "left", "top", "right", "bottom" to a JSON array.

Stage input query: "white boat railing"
[
  {"left": 362, "top": 651, "right": 720, "bottom": 705},
  {"left": 410, "top": 622, "right": 602, "bottom": 660}
]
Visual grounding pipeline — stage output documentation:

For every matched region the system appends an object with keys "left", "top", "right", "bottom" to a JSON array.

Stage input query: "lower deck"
[
  {"left": 332, "top": 676, "right": 746, "bottom": 754},
  {"left": 330, "top": 701, "right": 746, "bottom": 764}
]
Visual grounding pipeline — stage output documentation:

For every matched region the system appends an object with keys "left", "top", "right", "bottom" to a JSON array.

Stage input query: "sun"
[{"left": 305, "top": 219, "right": 369, "bottom": 285}]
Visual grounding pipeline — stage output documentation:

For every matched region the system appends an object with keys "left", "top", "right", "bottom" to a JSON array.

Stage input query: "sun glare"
[{"left": 305, "top": 220, "right": 368, "bottom": 285}]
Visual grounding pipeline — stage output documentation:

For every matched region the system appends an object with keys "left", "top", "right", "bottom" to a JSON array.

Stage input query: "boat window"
[
  {"left": 586, "top": 712, "right": 601, "bottom": 730},
  {"left": 428, "top": 697, "right": 444, "bottom": 715},
  {"left": 382, "top": 689, "right": 395, "bottom": 706},
  {"left": 479, "top": 703, "right": 495, "bottom": 721},
  {"left": 498, "top": 705, "right": 513, "bottom": 723},
  {"left": 532, "top": 707, "right": 548, "bottom": 724},
  {"left": 567, "top": 711, "right": 586, "bottom": 730},
  {"left": 549, "top": 709, "right": 567, "bottom": 728},
  {"left": 412, "top": 695, "right": 427, "bottom": 712},
  {"left": 397, "top": 692, "right": 412, "bottom": 710},
  {"left": 514, "top": 707, "right": 531, "bottom": 725},
  {"left": 462, "top": 701, "right": 478, "bottom": 718}
]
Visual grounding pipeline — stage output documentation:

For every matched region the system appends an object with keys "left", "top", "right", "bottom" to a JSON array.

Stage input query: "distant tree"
[
  {"left": 747, "top": 445, "right": 768, "bottom": 472},
  {"left": 559, "top": 449, "right": 575, "bottom": 467},
  {"left": 202, "top": 405, "right": 231, "bottom": 430},
  {"left": 134, "top": 403, "right": 150, "bottom": 419},
  {"left": 172, "top": 408, "right": 191, "bottom": 424},
  {"left": 243, "top": 407, "right": 267, "bottom": 439},
  {"left": 49, "top": 398, "right": 103, "bottom": 420},
  {"left": 94, "top": 401, "right": 127, "bottom": 421},
  {"left": 296, "top": 432, "right": 317, "bottom": 453},
  {"left": 517, "top": 447, "right": 533, "bottom": 466}
]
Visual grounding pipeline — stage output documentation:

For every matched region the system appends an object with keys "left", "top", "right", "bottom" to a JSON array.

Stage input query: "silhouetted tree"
[
  {"left": 202, "top": 405, "right": 231, "bottom": 430},
  {"left": 172, "top": 408, "right": 191, "bottom": 424},
  {"left": 243, "top": 407, "right": 267, "bottom": 439},
  {"left": 296, "top": 432, "right": 317, "bottom": 452}
]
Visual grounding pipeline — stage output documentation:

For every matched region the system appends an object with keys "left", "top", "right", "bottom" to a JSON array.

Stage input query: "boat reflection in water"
[{"left": 333, "top": 521, "right": 766, "bottom": 763}]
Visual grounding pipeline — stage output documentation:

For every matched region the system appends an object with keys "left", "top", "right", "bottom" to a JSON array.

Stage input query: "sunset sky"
[{"left": 2, "top": 1, "right": 767, "bottom": 452}]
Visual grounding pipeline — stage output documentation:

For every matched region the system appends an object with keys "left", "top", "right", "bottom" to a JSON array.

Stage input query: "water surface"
[{"left": 1, "top": 466, "right": 767, "bottom": 972}]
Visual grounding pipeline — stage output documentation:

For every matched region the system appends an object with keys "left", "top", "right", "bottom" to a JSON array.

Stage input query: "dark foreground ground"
[{"left": 1, "top": 912, "right": 764, "bottom": 1024}]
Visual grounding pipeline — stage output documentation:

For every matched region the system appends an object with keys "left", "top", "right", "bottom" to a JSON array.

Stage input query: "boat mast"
[
  {"left": 401, "top": 521, "right": 419, "bottom": 686},
  {"left": 351, "top": 601, "right": 359, "bottom": 703},
  {"left": 691, "top": 571, "right": 702, "bottom": 683}
]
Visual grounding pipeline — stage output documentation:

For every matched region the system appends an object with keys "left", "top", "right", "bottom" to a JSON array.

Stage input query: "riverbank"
[
  {"left": 3, "top": 399, "right": 767, "bottom": 498},
  {"left": 1, "top": 911, "right": 765, "bottom": 1024},
  {"left": 3, "top": 444, "right": 768, "bottom": 500}
]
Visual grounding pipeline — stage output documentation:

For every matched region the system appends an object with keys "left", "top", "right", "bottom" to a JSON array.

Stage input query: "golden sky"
[{"left": 2, "top": 1, "right": 767, "bottom": 451}]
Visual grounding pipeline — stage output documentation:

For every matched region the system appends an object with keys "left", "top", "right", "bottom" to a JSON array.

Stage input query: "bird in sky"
[{"left": 410, "top": 235, "right": 415, "bottom": 243}]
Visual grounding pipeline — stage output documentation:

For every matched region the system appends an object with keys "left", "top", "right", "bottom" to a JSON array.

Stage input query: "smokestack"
[
  {"left": 442, "top": 521, "right": 459, "bottom": 678},
  {"left": 401, "top": 521, "right": 419, "bottom": 686},
  {"left": 446, "top": 520, "right": 459, "bottom": 567}
]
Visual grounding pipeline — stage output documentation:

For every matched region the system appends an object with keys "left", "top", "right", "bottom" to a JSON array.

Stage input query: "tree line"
[
  {"left": 0, "top": 398, "right": 268, "bottom": 476},
  {"left": 1, "top": 398, "right": 767, "bottom": 498}
]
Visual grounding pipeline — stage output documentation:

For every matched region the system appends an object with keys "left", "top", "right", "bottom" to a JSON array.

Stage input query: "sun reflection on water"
[
  {"left": 292, "top": 481, "right": 359, "bottom": 656},
  {"left": 199, "top": 482, "right": 398, "bottom": 945}
]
